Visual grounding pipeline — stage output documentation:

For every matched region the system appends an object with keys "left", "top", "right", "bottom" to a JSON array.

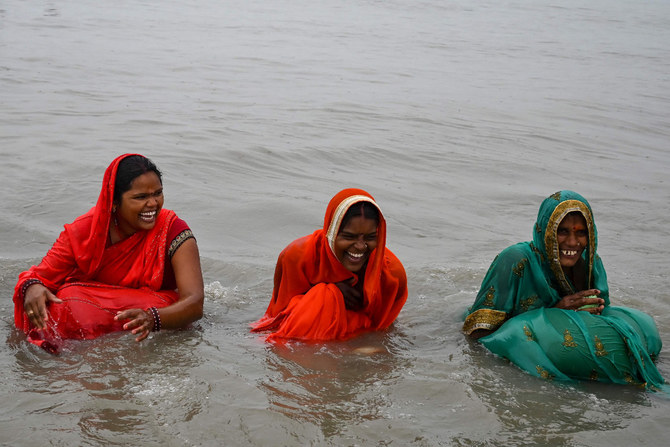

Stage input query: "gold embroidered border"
[
  {"left": 325, "top": 195, "right": 380, "bottom": 255},
  {"left": 463, "top": 309, "right": 507, "bottom": 335},
  {"left": 168, "top": 229, "right": 194, "bottom": 258},
  {"left": 544, "top": 200, "right": 595, "bottom": 295}
]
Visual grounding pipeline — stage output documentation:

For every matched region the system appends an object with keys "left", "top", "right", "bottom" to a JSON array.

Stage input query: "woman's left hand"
[
  {"left": 335, "top": 279, "right": 364, "bottom": 310},
  {"left": 554, "top": 289, "right": 605, "bottom": 314},
  {"left": 115, "top": 309, "right": 154, "bottom": 342}
]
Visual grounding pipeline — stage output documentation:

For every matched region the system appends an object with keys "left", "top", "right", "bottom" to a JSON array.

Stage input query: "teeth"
[
  {"left": 140, "top": 211, "right": 156, "bottom": 219},
  {"left": 561, "top": 250, "right": 578, "bottom": 256},
  {"left": 347, "top": 251, "right": 364, "bottom": 259}
]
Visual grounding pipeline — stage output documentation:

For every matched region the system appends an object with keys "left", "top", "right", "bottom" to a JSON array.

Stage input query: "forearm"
[{"left": 152, "top": 293, "right": 204, "bottom": 330}]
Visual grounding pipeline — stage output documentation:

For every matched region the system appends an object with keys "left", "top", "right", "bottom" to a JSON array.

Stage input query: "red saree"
[
  {"left": 13, "top": 154, "right": 180, "bottom": 351},
  {"left": 251, "top": 188, "right": 408, "bottom": 342}
]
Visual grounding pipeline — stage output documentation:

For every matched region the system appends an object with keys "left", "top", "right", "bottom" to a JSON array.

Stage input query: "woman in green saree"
[{"left": 463, "top": 191, "right": 665, "bottom": 389}]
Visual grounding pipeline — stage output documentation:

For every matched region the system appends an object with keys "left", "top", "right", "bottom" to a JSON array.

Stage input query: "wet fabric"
[
  {"left": 481, "top": 306, "right": 664, "bottom": 388},
  {"left": 251, "top": 188, "right": 407, "bottom": 342},
  {"left": 463, "top": 190, "right": 665, "bottom": 388},
  {"left": 13, "top": 154, "right": 182, "bottom": 351}
]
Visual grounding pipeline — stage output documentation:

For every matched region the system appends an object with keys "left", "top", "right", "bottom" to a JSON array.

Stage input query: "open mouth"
[
  {"left": 139, "top": 210, "right": 158, "bottom": 222},
  {"left": 560, "top": 249, "right": 578, "bottom": 257},
  {"left": 346, "top": 251, "right": 366, "bottom": 262}
]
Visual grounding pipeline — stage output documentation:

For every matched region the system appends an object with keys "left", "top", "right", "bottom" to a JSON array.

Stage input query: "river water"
[{"left": 1, "top": 0, "right": 669, "bottom": 445}]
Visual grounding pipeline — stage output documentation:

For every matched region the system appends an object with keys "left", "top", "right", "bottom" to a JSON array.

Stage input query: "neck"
[
  {"left": 562, "top": 260, "right": 586, "bottom": 291},
  {"left": 110, "top": 217, "right": 135, "bottom": 244}
]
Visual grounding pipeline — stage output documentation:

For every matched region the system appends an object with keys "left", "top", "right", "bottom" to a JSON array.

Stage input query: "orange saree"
[
  {"left": 251, "top": 188, "right": 408, "bottom": 342},
  {"left": 13, "top": 154, "right": 180, "bottom": 351}
]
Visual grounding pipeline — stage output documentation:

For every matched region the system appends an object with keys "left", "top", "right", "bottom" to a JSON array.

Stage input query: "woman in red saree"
[
  {"left": 251, "top": 188, "right": 407, "bottom": 342},
  {"left": 13, "top": 154, "right": 204, "bottom": 353}
]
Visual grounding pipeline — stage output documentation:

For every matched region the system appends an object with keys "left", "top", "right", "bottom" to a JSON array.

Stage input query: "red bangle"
[
  {"left": 147, "top": 307, "right": 161, "bottom": 332},
  {"left": 20, "top": 279, "right": 44, "bottom": 300}
]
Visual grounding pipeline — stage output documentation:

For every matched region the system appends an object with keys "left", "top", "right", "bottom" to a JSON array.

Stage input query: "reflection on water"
[
  {"left": 5, "top": 326, "right": 209, "bottom": 445},
  {"left": 464, "top": 339, "right": 656, "bottom": 446},
  {"left": 259, "top": 332, "right": 410, "bottom": 438}
]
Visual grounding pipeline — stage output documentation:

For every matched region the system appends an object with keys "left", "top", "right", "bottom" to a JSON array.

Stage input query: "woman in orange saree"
[
  {"left": 13, "top": 154, "right": 204, "bottom": 353},
  {"left": 251, "top": 188, "right": 407, "bottom": 342}
]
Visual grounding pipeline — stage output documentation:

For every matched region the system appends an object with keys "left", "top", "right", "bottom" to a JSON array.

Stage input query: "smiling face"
[
  {"left": 557, "top": 212, "right": 588, "bottom": 269},
  {"left": 114, "top": 171, "right": 164, "bottom": 238},
  {"left": 334, "top": 215, "right": 378, "bottom": 272}
]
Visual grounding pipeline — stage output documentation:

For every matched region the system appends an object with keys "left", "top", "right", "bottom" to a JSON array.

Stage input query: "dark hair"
[
  {"left": 113, "top": 155, "right": 162, "bottom": 204},
  {"left": 339, "top": 201, "right": 380, "bottom": 231}
]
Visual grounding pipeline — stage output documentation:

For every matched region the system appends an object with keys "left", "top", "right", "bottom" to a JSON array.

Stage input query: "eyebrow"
[{"left": 132, "top": 189, "right": 163, "bottom": 197}]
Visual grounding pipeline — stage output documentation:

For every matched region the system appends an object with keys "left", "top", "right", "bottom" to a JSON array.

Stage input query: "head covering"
[
  {"left": 68, "top": 153, "right": 140, "bottom": 275},
  {"left": 463, "top": 190, "right": 609, "bottom": 334},
  {"left": 533, "top": 190, "right": 601, "bottom": 297},
  {"left": 251, "top": 188, "right": 407, "bottom": 341}
]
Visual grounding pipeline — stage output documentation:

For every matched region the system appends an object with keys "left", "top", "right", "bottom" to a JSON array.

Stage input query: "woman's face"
[
  {"left": 115, "top": 171, "right": 164, "bottom": 237},
  {"left": 557, "top": 212, "right": 588, "bottom": 269},
  {"left": 334, "top": 215, "right": 378, "bottom": 272}
]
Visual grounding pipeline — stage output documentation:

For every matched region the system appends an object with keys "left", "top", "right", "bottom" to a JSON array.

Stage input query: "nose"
[
  {"left": 354, "top": 236, "right": 367, "bottom": 250},
  {"left": 566, "top": 231, "right": 579, "bottom": 246}
]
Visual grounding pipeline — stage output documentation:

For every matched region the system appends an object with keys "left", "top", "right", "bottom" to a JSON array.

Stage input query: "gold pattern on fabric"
[
  {"left": 483, "top": 286, "right": 495, "bottom": 307},
  {"left": 326, "top": 195, "right": 380, "bottom": 255},
  {"left": 550, "top": 191, "right": 562, "bottom": 201},
  {"left": 512, "top": 259, "right": 527, "bottom": 277},
  {"left": 462, "top": 309, "right": 507, "bottom": 334},
  {"left": 168, "top": 230, "right": 194, "bottom": 258},
  {"left": 529, "top": 242, "right": 545, "bottom": 262},
  {"left": 594, "top": 335, "right": 608, "bottom": 357},
  {"left": 544, "top": 200, "right": 595, "bottom": 296},
  {"left": 589, "top": 370, "right": 599, "bottom": 381},
  {"left": 535, "top": 222, "right": 541, "bottom": 234},
  {"left": 562, "top": 329, "right": 578, "bottom": 348},
  {"left": 624, "top": 373, "right": 637, "bottom": 385},
  {"left": 523, "top": 325, "right": 534, "bottom": 341},
  {"left": 520, "top": 295, "right": 537, "bottom": 311},
  {"left": 536, "top": 365, "right": 555, "bottom": 381}
]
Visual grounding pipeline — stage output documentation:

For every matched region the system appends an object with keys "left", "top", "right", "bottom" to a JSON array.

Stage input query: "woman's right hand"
[
  {"left": 554, "top": 289, "right": 604, "bottom": 314},
  {"left": 23, "top": 283, "right": 62, "bottom": 330},
  {"left": 335, "top": 279, "right": 364, "bottom": 311}
]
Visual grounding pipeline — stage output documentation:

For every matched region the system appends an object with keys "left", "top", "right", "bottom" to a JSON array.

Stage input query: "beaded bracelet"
[
  {"left": 20, "top": 278, "right": 44, "bottom": 299},
  {"left": 147, "top": 306, "right": 161, "bottom": 332}
]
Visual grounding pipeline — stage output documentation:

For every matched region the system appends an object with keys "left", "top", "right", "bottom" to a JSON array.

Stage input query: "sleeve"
[
  {"left": 462, "top": 244, "right": 528, "bottom": 335},
  {"left": 15, "top": 229, "right": 79, "bottom": 296},
  {"left": 161, "top": 217, "right": 195, "bottom": 290},
  {"left": 13, "top": 229, "right": 79, "bottom": 329},
  {"left": 166, "top": 217, "right": 194, "bottom": 259}
]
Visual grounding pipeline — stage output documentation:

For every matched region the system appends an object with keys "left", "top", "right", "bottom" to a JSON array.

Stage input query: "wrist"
[
  {"left": 20, "top": 279, "right": 44, "bottom": 301},
  {"left": 146, "top": 306, "right": 161, "bottom": 332}
]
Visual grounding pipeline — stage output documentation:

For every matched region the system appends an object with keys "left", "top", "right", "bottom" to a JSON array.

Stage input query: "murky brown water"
[{"left": 1, "top": 0, "right": 669, "bottom": 445}]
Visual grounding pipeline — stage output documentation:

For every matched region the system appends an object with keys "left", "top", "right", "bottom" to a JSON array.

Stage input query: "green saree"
[{"left": 463, "top": 191, "right": 665, "bottom": 389}]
